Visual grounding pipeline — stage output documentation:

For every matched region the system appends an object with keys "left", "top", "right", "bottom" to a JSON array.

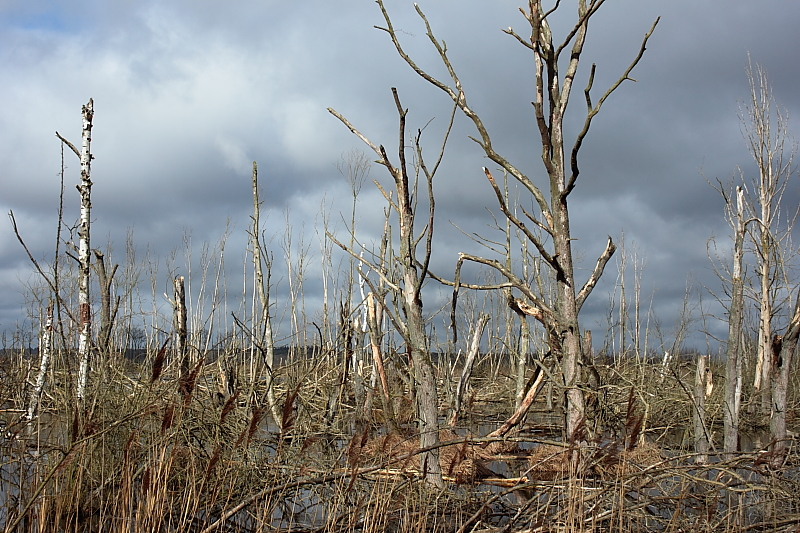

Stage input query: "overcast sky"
[{"left": 1, "top": 1, "right": 799, "bottom": 353}]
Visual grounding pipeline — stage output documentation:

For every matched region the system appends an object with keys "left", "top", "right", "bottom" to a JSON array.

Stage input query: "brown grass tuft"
[
  {"left": 149, "top": 338, "right": 170, "bottom": 384},
  {"left": 219, "top": 389, "right": 239, "bottom": 423}
]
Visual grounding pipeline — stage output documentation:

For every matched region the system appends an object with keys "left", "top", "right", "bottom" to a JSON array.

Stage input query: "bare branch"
[
  {"left": 415, "top": 133, "right": 436, "bottom": 296},
  {"left": 327, "top": 107, "right": 384, "bottom": 162},
  {"left": 565, "top": 17, "right": 659, "bottom": 198},
  {"left": 553, "top": 0, "right": 607, "bottom": 61},
  {"left": 484, "top": 167, "right": 562, "bottom": 275},
  {"left": 520, "top": 204, "right": 553, "bottom": 235},
  {"left": 576, "top": 236, "right": 616, "bottom": 313},
  {"left": 458, "top": 252, "right": 555, "bottom": 324},
  {"left": 424, "top": 267, "right": 513, "bottom": 291},
  {"left": 372, "top": 180, "right": 399, "bottom": 212},
  {"left": 8, "top": 210, "right": 81, "bottom": 328},
  {"left": 55, "top": 132, "right": 80, "bottom": 158},
  {"left": 326, "top": 230, "right": 400, "bottom": 293},
  {"left": 375, "top": 0, "right": 552, "bottom": 220}
]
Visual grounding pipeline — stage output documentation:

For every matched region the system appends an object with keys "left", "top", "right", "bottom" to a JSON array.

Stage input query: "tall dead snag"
[
  {"left": 70, "top": 98, "right": 94, "bottom": 402},
  {"left": 249, "top": 162, "right": 281, "bottom": 425},
  {"left": 723, "top": 186, "right": 746, "bottom": 455},
  {"left": 328, "top": 87, "right": 454, "bottom": 488},
  {"left": 376, "top": 0, "right": 657, "bottom": 440},
  {"left": 740, "top": 61, "right": 798, "bottom": 415}
]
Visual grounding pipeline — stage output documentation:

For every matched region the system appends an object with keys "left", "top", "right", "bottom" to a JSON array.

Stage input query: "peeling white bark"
[
  {"left": 28, "top": 303, "right": 53, "bottom": 421},
  {"left": 76, "top": 99, "right": 94, "bottom": 402}
]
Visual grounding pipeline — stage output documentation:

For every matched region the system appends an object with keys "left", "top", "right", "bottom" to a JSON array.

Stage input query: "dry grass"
[{"left": 0, "top": 350, "right": 799, "bottom": 532}]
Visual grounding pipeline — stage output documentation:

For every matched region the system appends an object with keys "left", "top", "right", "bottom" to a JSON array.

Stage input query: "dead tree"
[
  {"left": 56, "top": 98, "right": 95, "bottom": 402},
  {"left": 249, "top": 162, "right": 281, "bottom": 425},
  {"left": 328, "top": 87, "right": 455, "bottom": 488},
  {"left": 723, "top": 186, "right": 746, "bottom": 455},
  {"left": 27, "top": 303, "right": 53, "bottom": 421},
  {"left": 93, "top": 249, "right": 119, "bottom": 358},
  {"left": 712, "top": 60, "right": 797, "bottom": 455},
  {"left": 769, "top": 292, "right": 800, "bottom": 465},
  {"left": 375, "top": 0, "right": 657, "bottom": 440},
  {"left": 739, "top": 60, "right": 798, "bottom": 415}
]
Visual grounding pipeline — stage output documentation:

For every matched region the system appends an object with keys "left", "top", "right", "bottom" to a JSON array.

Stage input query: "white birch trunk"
[
  {"left": 76, "top": 99, "right": 94, "bottom": 402},
  {"left": 28, "top": 303, "right": 53, "bottom": 421}
]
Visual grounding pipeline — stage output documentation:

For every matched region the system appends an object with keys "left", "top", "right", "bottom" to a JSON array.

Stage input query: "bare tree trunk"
[
  {"left": 450, "top": 313, "right": 490, "bottom": 427},
  {"left": 174, "top": 276, "right": 188, "bottom": 378},
  {"left": 328, "top": 86, "right": 450, "bottom": 487},
  {"left": 250, "top": 162, "right": 280, "bottom": 425},
  {"left": 755, "top": 258, "right": 773, "bottom": 413},
  {"left": 366, "top": 292, "right": 398, "bottom": 433},
  {"left": 694, "top": 354, "right": 709, "bottom": 464},
  {"left": 769, "top": 293, "right": 800, "bottom": 466},
  {"left": 93, "top": 249, "right": 119, "bottom": 358},
  {"left": 76, "top": 99, "right": 94, "bottom": 402},
  {"left": 553, "top": 200, "right": 586, "bottom": 442},
  {"left": 27, "top": 302, "right": 53, "bottom": 421},
  {"left": 395, "top": 120, "right": 443, "bottom": 487},
  {"left": 724, "top": 186, "right": 746, "bottom": 455}
]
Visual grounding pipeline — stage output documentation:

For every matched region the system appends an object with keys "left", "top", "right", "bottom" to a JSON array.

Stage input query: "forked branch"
[
  {"left": 565, "top": 17, "right": 660, "bottom": 198},
  {"left": 374, "top": 0, "right": 552, "bottom": 220}
]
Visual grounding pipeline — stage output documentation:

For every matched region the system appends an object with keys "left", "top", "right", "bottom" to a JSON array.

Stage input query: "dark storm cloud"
[{"left": 1, "top": 0, "right": 799, "bottom": 348}]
